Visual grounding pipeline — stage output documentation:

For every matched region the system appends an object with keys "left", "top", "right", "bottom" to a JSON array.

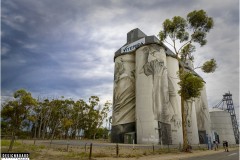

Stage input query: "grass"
[
  {"left": 1, "top": 140, "right": 21, "bottom": 146},
  {"left": 1, "top": 140, "right": 239, "bottom": 160},
  {"left": 1, "top": 141, "right": 42, "bottom": 159},
  {"left": 65, "top": 152, "right": 88, "bottom": 158}
]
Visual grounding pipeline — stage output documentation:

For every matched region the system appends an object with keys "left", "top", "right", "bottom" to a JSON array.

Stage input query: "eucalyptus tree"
[
  {"left": 1, "top": 89, "right": 112, "bottom": 140},
  {"left": 40, "top": 99, "right": 52, "bottom": 139},
  {"left": 1, "top": 89, "right": 37, "bottom": 136},
  {"left": 60, "top": 99, "right": 74, "bottom": 139},
  {"left": 1, "top": 89, "right": 37, "bottom": 151},
  {"left": 72, "top": 99, "right": 88, "bottom": 139},
  {"left": 30, "top": 98, "right": 51, "bottom": 139},
  {"left": 48, "top": 99, "right": 65, "bottom": 139},
  {"left": 84, "top": 96, "right": 111, "bottom": 139},
  {"left": 159, "top": 10, "right": 217, "bottom": 151}
]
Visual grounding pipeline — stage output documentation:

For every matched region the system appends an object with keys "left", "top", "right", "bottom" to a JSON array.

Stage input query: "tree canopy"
[
  {"left": 1, "top": 89, "right": 111, "bottom": 140},
  {"left": 159, "top": 9, "right": 217, "bottom": 100}
]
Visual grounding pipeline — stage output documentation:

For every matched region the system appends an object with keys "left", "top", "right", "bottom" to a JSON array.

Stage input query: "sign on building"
[{"left": 121, "top": 38, "right": 145, "bottom": 53}]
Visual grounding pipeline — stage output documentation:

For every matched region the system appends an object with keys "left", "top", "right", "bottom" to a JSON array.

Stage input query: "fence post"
[
  {"left": 116, "top": 143, "right": 119, "bottom": 157},
  {"left": 67, "top": 141, "right": 69, "bottom": 152},
  {"left": 50, "top": 139, "right": 53, "bottom": 147},
  {"left": 152, "top": 144, "right": 155, "bottom": 153},
  {"left": 89, "top": 143, "right": 92, "bottom": 160},
  {"left": 132, "top": 139, "right": 135, "bottom": 149},
  {"left": 85, "top": 143, "right": 88, "bottom": 152}
]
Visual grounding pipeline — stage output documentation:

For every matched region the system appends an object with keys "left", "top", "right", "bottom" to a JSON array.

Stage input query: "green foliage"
[
  {"left": 190, "top": 30, "right": 207, "bottom": 46},
  {"left": 160, "top": 16, "right": 188, "bottom": 42},
  {"left": 201, "top": 58, "right": 217, "bottom": 73},
  {"left": 187, "top": 10, "right": 213, "bottom": 46},
  {"left": 1, "top": 89, "right": 37, "bottom": 135},
  {"left": 187, "top": 10, "right": 214, "bottom": 32},
  {"left": 1, "top": 89, "right": 111, "bottom": 140},
  {"left": 178, "top": 71, "right": 204, "bottom": 100},
  {"left": 95, "top": 127, "right": 109, "bottom": 139},
  {"left": 84, "top": 97, "right": 110, "bottom": 139},
  {"left": 159, "top": 9, "right": 214, "bottom": 60},
  {"left": 1, "top": 140, "right": 21, "bottom": 147},
  {"left": 180, "top": 44, "right": 195, "bottom": 61},
  {"left": 159, "top": 9, "right": 217, "bottom": 101}
]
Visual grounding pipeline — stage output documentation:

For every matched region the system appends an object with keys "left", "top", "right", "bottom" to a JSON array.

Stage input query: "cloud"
[{"left": 1, "top": 0, "right": 239, "bottom": 112}]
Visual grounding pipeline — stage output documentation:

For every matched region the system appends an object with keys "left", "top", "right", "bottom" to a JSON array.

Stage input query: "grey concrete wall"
[
  {"left": 210, "top": 110, "right": 236, "bottom": 144},
  {"left": 195, "top": 85, "right": 212, "bottom": 143},
  {"left": 112, "top": 54, "right": 136, "bottom": 126},
  {"left": 112, "top": 54, "right": 136, "bottom": 143},
  {"left": 166, "top": 56, "right": 183, "bottom": 145},
  {"left": 135, "top": 44, "right": 184, "bottom": 145},
  {"left": 135, "top": 45, "right": 159, "bottom": 144},
  {"left": 186, "top": 100, "right": 199, "bottom": 145}
]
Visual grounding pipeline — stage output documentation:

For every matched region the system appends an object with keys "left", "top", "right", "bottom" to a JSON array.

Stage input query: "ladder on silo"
[{"left": 222, "top": 92, "right": 239, "bottom": 144}]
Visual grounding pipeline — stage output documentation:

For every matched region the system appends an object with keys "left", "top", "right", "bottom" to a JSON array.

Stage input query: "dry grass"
[{"left": 1, "top": 140, "right": 239, "bottom": 160}]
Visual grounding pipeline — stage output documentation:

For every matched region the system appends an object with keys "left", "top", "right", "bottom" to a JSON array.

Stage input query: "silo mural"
[
  {"left": 112, "top": 28, "right": 214, "bottom": 145},
  {"left": 112, "top": 54, "right": 136, "bottom": 143}
]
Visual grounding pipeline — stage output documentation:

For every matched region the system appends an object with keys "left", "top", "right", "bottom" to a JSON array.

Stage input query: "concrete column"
[
  {"left": 166, "top": 56, "right": 183, "bottom": 145},
  {"left": 186, "top": 100, "right": 199, "bottom": 145},
  {"left": 112, "top": 54, "right": 136, "bottom": 143},
  {"left": 195, "top": 85, "right": 212, "bottom": 143},
  {"left": 135, "top": 45, "right": 159, "bottom": 144},
  {"left": 201, "top": 85, "right": 212, "bottom": 136}
]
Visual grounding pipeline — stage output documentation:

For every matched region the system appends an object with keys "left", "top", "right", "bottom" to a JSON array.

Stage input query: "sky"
[{"left": 1, "top": 0, "right": 239, "bottom": 115}]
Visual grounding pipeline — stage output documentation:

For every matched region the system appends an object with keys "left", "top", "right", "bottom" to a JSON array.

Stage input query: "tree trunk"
[
  {"left": 42, "top": 110, "right": 51, "bottom": 139},
  {"left": 42, "top": 117, "right": 48, "bottom": 139},
  {"left": 34, "top": 122, "right": 37, "bottom": 139},
  {"left": 38, "top": 113, "right": 43, "bottom": 138},
  {"left": 8, "top": 132, "right": 15, "bottom": 152},
  {"left": 181, "top": 95, "right": 188, "bottom": 151},
  {"left": 51, "top": 121, "right": 59, "bottom": 139},
  {"left": 65, "top": 130, "right": 68, "bottom": 139},
  {"left": 93, "top": 133, "right": 96, "bottom": 140},
  {"left": 51, "top": 127, "right": 56, "bottom": 139}
]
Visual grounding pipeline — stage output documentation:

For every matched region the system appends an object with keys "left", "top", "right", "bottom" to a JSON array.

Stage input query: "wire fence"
[{"left": 2, "top": 138, "right": 239, "bottom": 159}]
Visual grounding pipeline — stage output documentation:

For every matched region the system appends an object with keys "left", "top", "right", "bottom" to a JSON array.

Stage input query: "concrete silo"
[
  {"left": 112, "top": 51, "right": 136, "bottom": 143},
  {"left": 112, "top": 28, "right": 209, "bottom": 145},
  {"left": 135, "top": 44, "right": 184, "bottom": 145},
  {"left": 111, "top": 29, "right": 147, "bottom": 143},
  {"left": 210, "top": 108, "right": 236, "bottom": 144}
]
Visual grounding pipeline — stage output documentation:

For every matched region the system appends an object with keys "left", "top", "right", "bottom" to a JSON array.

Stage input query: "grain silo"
[
  {"left": 210, "top": 108, "right": 236, "bottom": 144},
  {"left": 111, "top": 28, "right": 211, "bottom": 145},
  {"left": 210, "top": 92, "right": 239, "bottom": 144}
]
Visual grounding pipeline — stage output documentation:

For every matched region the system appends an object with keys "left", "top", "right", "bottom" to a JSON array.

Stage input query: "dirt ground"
[
  {"left": 97, "top": 149, "right": 240, "bottom": 160},
  {"left": 1, "top": 140, "right": 239, "bottom": 160}
]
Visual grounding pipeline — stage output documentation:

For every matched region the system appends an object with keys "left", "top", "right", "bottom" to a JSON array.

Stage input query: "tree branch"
[
  {"left": 194, "top": 66, "right": 202, "bottom": 70},
  {"left": 177, "top": 40, "right": 191, "bottom": 53},
  {"left": 173, "top": 39, "right": 179, "bottom": 58},
  {"left": 164, "top": 40, "right": 174, "bottom": 48}
]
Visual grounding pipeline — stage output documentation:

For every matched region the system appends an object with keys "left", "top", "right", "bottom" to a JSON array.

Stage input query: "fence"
[{"left": 2, "top": 139, "right": 239, "bottom": 159}]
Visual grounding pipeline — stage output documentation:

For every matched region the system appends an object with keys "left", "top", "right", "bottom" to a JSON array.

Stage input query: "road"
[
  {"left": 181, "top": 150, "right": 239, "bottom": 160},
  {"left": 44, "top": 140, "right": 164, "bottom": 149}
]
